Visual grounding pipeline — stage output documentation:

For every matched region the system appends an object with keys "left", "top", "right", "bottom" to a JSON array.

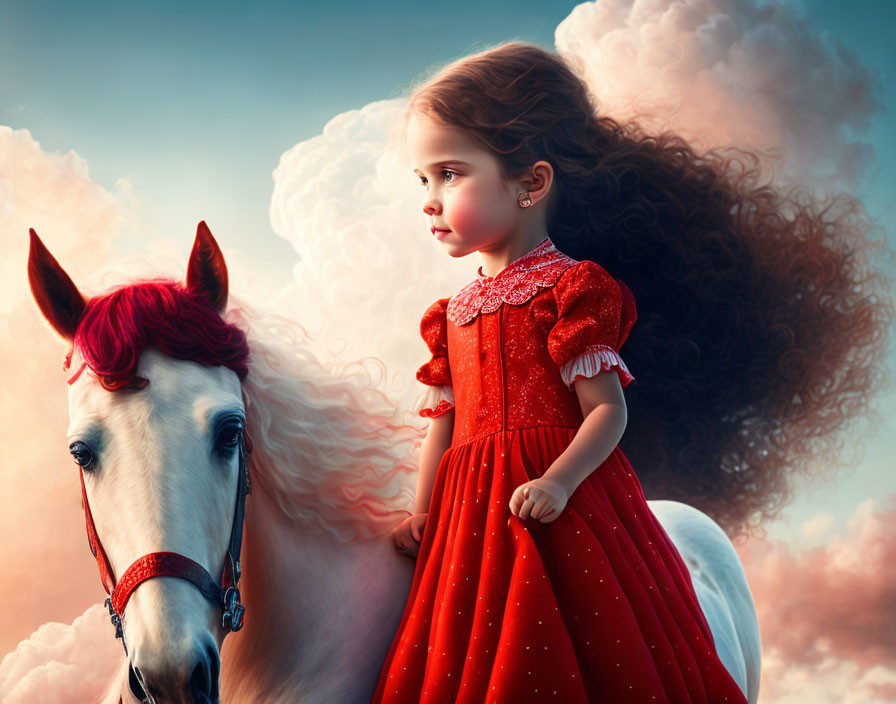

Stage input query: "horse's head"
[{"left": 28, "top": 222, "right": 251, "bottom": 704}]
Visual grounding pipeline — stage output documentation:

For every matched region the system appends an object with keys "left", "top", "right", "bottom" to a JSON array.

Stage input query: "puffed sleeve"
[
  {"left": 412, "top": 297, "right": 455, "bottom": 418},
  {"left": 547, "top": 260, "right": 637, "bottom": 390}
]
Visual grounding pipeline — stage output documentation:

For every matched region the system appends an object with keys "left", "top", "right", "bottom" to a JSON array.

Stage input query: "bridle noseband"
[{"left": 77, "top": 422, "right": 253, "bottom": 655}]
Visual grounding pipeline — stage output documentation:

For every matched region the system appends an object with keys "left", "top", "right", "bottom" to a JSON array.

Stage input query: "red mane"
[{"left": 66, "top": 279, "right": 249, "bottom": 391}]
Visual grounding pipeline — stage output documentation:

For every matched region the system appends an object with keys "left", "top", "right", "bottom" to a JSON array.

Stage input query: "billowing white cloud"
[
  {"left": 554, "top": 0, "right": 882, "bottom": 191},
  {"left": 0, "top": 604, "right": 122, "bottom": 703},
  {"left": 268, "top": 98, "right": 476, "bottom": 407}
]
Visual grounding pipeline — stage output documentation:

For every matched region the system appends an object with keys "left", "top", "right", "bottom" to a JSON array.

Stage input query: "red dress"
[{"left": 372, "top": 238, "right": 747, "bottom": 703}]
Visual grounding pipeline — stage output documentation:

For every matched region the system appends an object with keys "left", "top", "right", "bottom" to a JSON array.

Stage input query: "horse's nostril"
[
  {"left": 128, "top": 663, "right": 147, "bottom": 700},
  {"left": 190, "top": 657, "right": 210, "bottom": 699},
  {"left": 207, "top": 642, "right": 221, "bottom": 700},
  {"left": 190, "top": 643, "right": 220, "bottom": 701},
  {"left": 127, "top": 641, "right": 220, "bottom": 703}
]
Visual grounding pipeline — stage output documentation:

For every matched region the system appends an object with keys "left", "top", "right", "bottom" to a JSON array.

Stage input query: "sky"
[
  {"left": 4, "top": 0, "right": 887, "bottom": 289},
  {"left": 1, "top": 1, "right": 894, "bottom": 702},
  {"left": 0, "top": 0, "right": 577, "bottom": 289}
]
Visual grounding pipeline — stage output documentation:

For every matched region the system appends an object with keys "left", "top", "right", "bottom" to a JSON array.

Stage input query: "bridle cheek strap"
[
  {"left": 80, "top": 468, "right": 116, "bottom": 594},
  {"left": 78, "top": 428, "right": 252, "bottom": 653}
]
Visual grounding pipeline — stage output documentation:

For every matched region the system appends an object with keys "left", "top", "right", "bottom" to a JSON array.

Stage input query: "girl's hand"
[
  {"left": 391, "top": 512, "right": 428, "bottom": 558},
  {"left": 509, "top": 477, "right": 569, "bottom": 523}
]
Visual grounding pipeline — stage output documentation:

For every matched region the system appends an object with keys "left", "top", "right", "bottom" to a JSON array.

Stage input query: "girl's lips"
[{"left": 432, "top": 227, "right": 451, "bottom": 241}]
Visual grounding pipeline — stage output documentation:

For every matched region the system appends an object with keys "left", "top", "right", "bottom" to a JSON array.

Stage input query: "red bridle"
[{"left": 72, "top": 363, "right": 254, "bottom": 655}]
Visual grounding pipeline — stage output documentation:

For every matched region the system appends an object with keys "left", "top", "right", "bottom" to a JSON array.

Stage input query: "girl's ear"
[
  {"left": 27, "top": 228, "right": 87, "bottom": 342},
  {"left": 522, "top": 160, "right": 554, "bottom": 207},
  {"left": 185, "top": 220, "right": 229, "bottom": 313}
]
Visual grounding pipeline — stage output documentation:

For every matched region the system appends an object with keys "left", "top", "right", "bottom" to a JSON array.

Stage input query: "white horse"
[{"left": 27, "top": 222, "right": 760, "bottom": 703}]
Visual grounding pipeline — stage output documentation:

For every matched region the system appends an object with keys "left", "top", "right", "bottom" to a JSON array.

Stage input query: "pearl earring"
[{"left": 518, "top": 192, "right": 532, "bottom": 208}]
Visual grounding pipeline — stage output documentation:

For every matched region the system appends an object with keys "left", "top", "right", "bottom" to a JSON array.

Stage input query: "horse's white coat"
[
  {"left": 68, "top": 345, "right": 246, "bottom": 701},
  {"left": 649, "top": 499, "right": 761, "bottom": 704}
]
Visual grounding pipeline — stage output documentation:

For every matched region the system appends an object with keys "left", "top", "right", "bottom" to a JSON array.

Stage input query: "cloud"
[
  {"left": 0, "top": 297, "right": 103, "bottom": 658},
  {"left": 0, "top": 126, "right": 137, "bottom": 315},
  {"left": 0, "top": 603, "right": 122, "bottom": 703},
  {"left": 800, "top": 511, "right": 837, "bottom": 543},
  {"left": 554, "top": 0, "right": 883, "bottom": 191},
  {"left": 735, "top": 494, "right": 896, "bottom": 702}
]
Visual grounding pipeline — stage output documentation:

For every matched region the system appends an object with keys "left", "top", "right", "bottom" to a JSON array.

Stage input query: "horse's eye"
[
  {"left": 215, "top": 419, "right": 244, "bottom": 455},
  {"left": 69, "top": 441, "right": 96, "bottom": 470}
]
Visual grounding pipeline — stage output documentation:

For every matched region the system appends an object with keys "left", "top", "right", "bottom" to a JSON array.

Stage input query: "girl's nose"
[{"left": 423, "top": 199, "right": 441, "bottom": 216}]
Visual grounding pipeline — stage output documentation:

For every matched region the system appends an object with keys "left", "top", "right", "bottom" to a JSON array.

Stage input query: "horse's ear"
[
  {"left": 27, "top": 228, "right": 87, "bottom": 342},
  {"left": 185, "top": 220, "right": 228, "bottom": 313}
]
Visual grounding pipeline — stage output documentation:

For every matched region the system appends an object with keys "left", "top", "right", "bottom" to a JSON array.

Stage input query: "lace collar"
[{"left": 446, "top": 237, "right": 578, "bottom": 326}]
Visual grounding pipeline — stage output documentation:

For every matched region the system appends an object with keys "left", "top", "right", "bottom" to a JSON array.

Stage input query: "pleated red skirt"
[{"left": 371, "top": 426, "right": 748, "bottom": 703}]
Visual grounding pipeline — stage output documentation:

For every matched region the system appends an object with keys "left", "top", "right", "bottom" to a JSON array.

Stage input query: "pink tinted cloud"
[
  {"left": 555, "top": 0, "right": 883, "bottom": 191},
  {"left": 0, "top": 125, "right": 137, "bottom": 659},
  {"left": 0, "top": 300, "right": 109, "bottom": 659},
  {"left": 0, "top": 604, "right": 121, "bottom": 703},
  {"left": 0, "top": 126, "right": 135, "bottom": 315},
  {"left": 735, "top": 494, "right": 896, "bottom": 701}
]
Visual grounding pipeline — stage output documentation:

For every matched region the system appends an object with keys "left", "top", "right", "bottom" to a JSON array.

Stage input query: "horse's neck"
[{"left": 219, "top": 480, "right": 412, "bottom": 703}]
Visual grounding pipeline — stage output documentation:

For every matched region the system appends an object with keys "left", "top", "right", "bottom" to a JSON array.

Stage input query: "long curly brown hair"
[{"left": 404, "top": 41, "right": 895, "bottom": 538}]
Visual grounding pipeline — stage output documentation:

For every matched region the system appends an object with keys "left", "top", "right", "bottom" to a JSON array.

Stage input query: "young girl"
[{"left": 373, "top": 42, "right": 893, "bottom": 703}]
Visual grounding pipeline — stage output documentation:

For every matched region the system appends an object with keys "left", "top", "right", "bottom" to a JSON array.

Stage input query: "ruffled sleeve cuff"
[
  {"left": 560, "top": 344, "right": 635, "bottom": 390},
  {"left": 413, "top": 384, "right": 455, "bottom": 418}
]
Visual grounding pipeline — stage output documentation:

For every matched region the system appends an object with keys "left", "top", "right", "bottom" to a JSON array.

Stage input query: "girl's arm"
[
  {"left": 414, "top": 409, "right": 455, "bottom": 513},
  {"left": 540, "top": 371, "right": 627, "bottom": 496}
]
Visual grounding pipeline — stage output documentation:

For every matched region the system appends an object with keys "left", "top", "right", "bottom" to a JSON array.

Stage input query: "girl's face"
[{"left": 407, "top": 110, "right": 522, "bottom": 259}]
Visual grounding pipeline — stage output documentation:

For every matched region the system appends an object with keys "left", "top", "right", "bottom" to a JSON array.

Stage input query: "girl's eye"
[
  {"left": 69, "top": 441, "right": 96, "bottom": 471},
  {"left": 417, "top": 170, "right": 457, "bottom": 187}
]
